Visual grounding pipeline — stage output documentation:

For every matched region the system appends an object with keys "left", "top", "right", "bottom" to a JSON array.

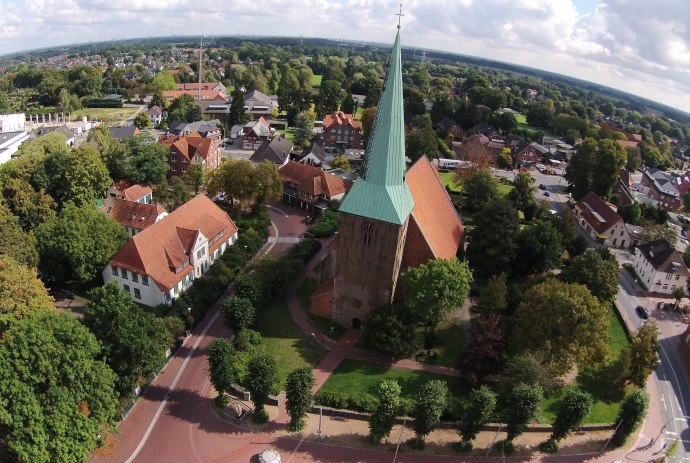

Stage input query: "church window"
[{"left": 362, "top": 221, "right": 374, "bottom": 246}]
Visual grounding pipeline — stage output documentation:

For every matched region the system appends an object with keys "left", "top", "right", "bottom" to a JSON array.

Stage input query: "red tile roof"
[
  {"left": 177, "top": 82, "right": 223, "bottom": 91},
  {"left": 575, "top": 191, "right": 623, "bottom": 234},
  {"left": 279, "top": 161, "right": 352, "bottom": 197},
  {"left": 405, "top": 157, "right": 464, "bottom": 259},
  {"left": 104, "top": 198, "right": 166, "bottom": 230},
  {"left": 158, "top": 134, "right": 218, "bottom": 162},
  {"left": 323, "top": 112, "right": 362, "bottom": 130},
  {"left": 161, "top": 89, "right": 228, "bottom": 101},
  {"left": 109, "top": 181, "right": 152, "bottom": 202},
  {"left": 109, "top": 194, "right": 238, "bottom": 292}
]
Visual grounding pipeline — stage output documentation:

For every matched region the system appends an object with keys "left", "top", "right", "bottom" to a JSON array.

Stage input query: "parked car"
[
  {"left": 539, "top": 184, "right": 546, "bottom": 190},
  {"left": 543, "top": 191, "right": 550, "bottom": 197},
  {"left": 635, "top": 305, "right": 650, "bottom": 319}
]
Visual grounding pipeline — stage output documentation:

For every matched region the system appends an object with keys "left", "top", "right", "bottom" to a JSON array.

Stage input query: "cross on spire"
[{"left": 396, "top": 3, "right": 404, "bottom": 29}]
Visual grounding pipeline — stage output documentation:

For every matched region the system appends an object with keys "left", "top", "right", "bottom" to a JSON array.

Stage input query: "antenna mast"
[{"left": 198, "top": 30, "right": 203, "bottom": 102}]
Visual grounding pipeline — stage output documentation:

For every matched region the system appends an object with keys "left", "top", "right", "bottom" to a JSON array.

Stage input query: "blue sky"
[{"left": 0, "top": 0, "right": 688, "bottom": 114}]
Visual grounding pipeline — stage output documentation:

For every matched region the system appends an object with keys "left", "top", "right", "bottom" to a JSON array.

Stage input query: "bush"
[
  {"left": 309, "top": 209, "right": 340, "bottom": 238},
  {"left": 539, "top": 439, "right": 559, "bottom": 453},
  {"left": 362, "top": 304, "right": 419, "bottom": 358},
  {"left": 252, "top": 408, "right": 269, "bottom": 423},
  {"left": 233, "top": 329, "right": 262, "bottom": 351},
  {"left": 314, "top": 390, "right": 378, "bottom": 413},
  {"left": 84, "top": 98, "right": 123, "bottom": 108},
  {"left": 287, "top": 238, "right": 322, "bottom": 264}
]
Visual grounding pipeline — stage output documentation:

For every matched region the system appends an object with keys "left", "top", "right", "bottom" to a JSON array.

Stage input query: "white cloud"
[{"left": 1, "top": 0, "right": 689, "bottom": 113}]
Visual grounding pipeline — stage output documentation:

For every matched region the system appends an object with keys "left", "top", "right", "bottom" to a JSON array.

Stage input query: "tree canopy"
[
  {"left": 462, "top": 170, "right": 499, "bottom": 212},
  {"left": 0, "top": 256, "right": 54, "bottom": 337},
  {"left": 511, "top": 279, "right": 609, "bottom": 376},
  {"left": 467, "top": 199, "right": 519, "bottom": 278},
  {"left": 285, "top": 367, "right": 315, "bottom": 431},
  {"left": 560, "top": 249, "right": 619, "bottom": 302}
]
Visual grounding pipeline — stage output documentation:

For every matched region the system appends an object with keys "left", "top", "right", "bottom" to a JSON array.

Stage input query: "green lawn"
[
  {"left": 297, "top": 278, "right": 347, "bottom": 340},
  {"left": 515, "top": 114, "right": 527, "bottom": 125},
  {"left": 71, "top": 107, "right": 139, "bottom": 122},
  {"left": 319, "top": 358, "right": 466, "bottom": 401},
  {"left": 311, "top": 75, "right": 323, "bottom": 87},
  {"left": 277, "top": 128, "right": 295, "bottom": 142},
  {"left": 354, "top": 106, "right": 364, "bottom": 120},
  {"left": 415, "top": 317, "right": 465, "bottom": 368},
  {"left": 253, "top": 299, "right": 328, "bottom": 387},
  {"left": 541, "top": 305, "right": 631, "bottom": 424},
  {"left": 438, "top": 172, "right": 514, "bottom": 197}
]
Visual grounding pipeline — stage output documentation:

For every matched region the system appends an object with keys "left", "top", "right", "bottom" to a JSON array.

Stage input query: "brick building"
[
  {"left": 311, "top": 29, "right": 464, "bottom": 328},
  {"left": 322, "top": 111, "right": 363, "bottom": 151},
  {"left": 157, "top": 134, "right": 221, "bottom": 178}
]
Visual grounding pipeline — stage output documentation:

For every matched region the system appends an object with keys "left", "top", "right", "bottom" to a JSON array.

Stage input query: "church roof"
[{"left": 338, "top": 29, "right": 414, "bottom": 226}]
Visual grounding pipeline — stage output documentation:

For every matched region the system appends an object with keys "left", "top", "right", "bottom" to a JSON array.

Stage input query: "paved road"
[{"left": 617, "top": 271, "right": 690, "bottom": 462}]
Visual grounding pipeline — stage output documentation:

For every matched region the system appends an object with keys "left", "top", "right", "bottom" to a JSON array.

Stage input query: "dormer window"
[{"left": 176, "top": 260, "right": 189, "bottom": 273}]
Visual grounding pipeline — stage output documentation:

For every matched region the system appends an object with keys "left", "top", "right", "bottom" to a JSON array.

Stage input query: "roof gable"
[
  {"left": 575, "top": 191, "right": 623, "bottom": 234},
  {"left": 638, "top": 239, "right": 690, "bottom": 276}
]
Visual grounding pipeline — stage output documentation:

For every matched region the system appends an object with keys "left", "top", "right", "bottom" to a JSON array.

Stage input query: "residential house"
[
  {"left": 106, "top": 181, "right": 153, "bottom": 204},
  {"left": 161, "top": 89, "right": 228, "bottom": 103},
  {"left": 296, "top": 139, "right": 326, "bottom": 167},
  {"left": 0, "top": 131, "right": 29, "bottom": 164},
  {"left": 279, "top": 161, "right": 352, "bottom": 211},
  {"left": 157, "top": 134, "right": 221, "bottom": 177},
  {"left": 0, "top": 113, "right": 25, "bottom": 133},
  {"left": 572, "top": 191, "right": 631, "bottom": 248},
  {"left": 633, "top": 238, "right": 689, "bottom": 295},
  {"left": 168, "top": 120, "right": 222, "bottom": 139},
  {"left": 146, "top": 106, "right": 164, "bottom": 126},
  {"left": 108, "top": 126, "right": 140, "bottom": 141},
  {"left": 241, "top": 117, "right": 272, "bottom": 150},
  {"left": 435, "top": 116, "right": 463, "bottom": 138},
  {"left": 322, "top": 112, "right": 363, "bottom": 151},
  {"left": 640, "top": 168, "right": 687, "bottom": 211},
  {"left": 32, "top": 125, "right": 75, "bottom": 145},
  {"left": 102, "top": 197, "right": 167, "bottom": 237},
  {"left": 177, "top": 82, "right": 227, "bottom": 94},
  {"left": 249, "top": 134, "right": 293, "bottom": 166},
  {"left": 103, "top": 194, "right": 239, "bottom": 307},
  {"left": 243, "top": 90, "right": 278, "bottom": 119},
  {"left": 510, "top": 137, "right": 539, "bottom": 166}
]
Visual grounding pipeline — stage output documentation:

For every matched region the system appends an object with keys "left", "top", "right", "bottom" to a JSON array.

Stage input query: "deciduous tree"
[
  {"left": 458, "top": 385, "right": 497, "bottom": 449},
  {"left": 504, "top": 383, "right": 543, "bottom": 442},
  {"left": 247, "top": 353, "right": 278, "bottom": 420},
  {"left": 167, "top": 93, "right": 202, "bottom": 122},
  {"left": 627, "top": 320, "right": 660, "bottom": 387},
  {"left": 548, "top": 388, "right": 593, "bottom": 445},
  {"left": 511, "top": 279, "right": 609, "bottom": 376},
  {"left": 316, "top": 80, "right": 343, "bottom": 117},
  {"left": 369, "top": 379, "right": 402, "bottom": 444},
  {"left": 611, "top": 389, "right": 649, "bottom": 447},
  {"left": 477, "top": 273, "right": 508, "bottom": 314},
  {"left": 515, "top": 221, "right": 562, "bottom": 274},
  {"left": 123, "top": 134, "right": 170, "bottom": 185},
  {"left": 285, "top": 367, "right": 315, "bottom": 431},
  {"left": 467, "top": 199, "right": 519, "bottom": 278},
  {"left": 208, "top": 339, "right": 234, "bottom": 406},
  {"left": 0, "top": 256, "right": 54, "bottom": 336},
  {"left": 412, "top": 380, "right": 448, "bottom": 445},
  {"left": 458, "top": 314, "right": 504, "bottom": 385},
  {"left": 133, "top": 112, "right": 152, "bottom": 130},
  {"left": 462, "top": 170, "right": 500, "bottom": 212},
  {"left": 221, "top": 296, "right": 256, "bottom": 333},
  {"left": 63, "top": 144, "right": 113, "bottom": 207},
  {"left": 0, "top": 203, "right": 39, "bottom": 268},
  {"left": 330, "top": 155, "right": 351, "bottom": 171},
  {"left": 0, "top": 312, "right": 118, "bottom": 463},
  {"left": 509, "top": 172, "right": 536, "bottom": 213},
  {"left": 252, "top": 160, "right": 283, "bottom": 205},
  {"left": 229, "top": 88, "right": 249, "bottom": 128},
  {"left": 560, "top": 249, "right": 619, "bottom": 302}
]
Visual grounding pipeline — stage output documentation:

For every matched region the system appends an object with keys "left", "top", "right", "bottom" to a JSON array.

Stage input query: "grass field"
[
  {"left": 297, "top": 278, "right": 347, "bottom": 340},
  {"left": 253, "top": 299, "right": 327, "bottom": 387},
  {"left": 311, "top": 75, "right": 323, "bottom": 87},
  {"left": 71, "top": 107, "right": 139, "bottom": 122},
  {"left": 319, "top": 358, "right": 466, "bottom": 401},
  {"left": 541, "top": 305, "right": 631, "bottom": 424},
  {"left": 354, "top": 106, "right": 363, "bottom": 120},
  {"left": 417, "top": 317, "right": 465, "bottom": 368},
  {"left": 438, "top": 171, "right": 514, "bottom": 197},
  {"left": 516, "top": 114, "right": 527, "bottom": 125},
  {"left": 277, "top": 128, "right": 296, "bottom": 142}
]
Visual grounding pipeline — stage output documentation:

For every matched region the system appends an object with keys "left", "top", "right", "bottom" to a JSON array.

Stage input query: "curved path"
[{"left": 91, "top": 202, "right": 665, "bottom": 463}]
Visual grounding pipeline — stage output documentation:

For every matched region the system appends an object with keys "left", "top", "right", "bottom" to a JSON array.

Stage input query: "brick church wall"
[
  {"left": 333, "top": 213, "right": 408, "bottom": 326},
  {"left": 401, "top": 215, "right": 434, "bottom": 269}
]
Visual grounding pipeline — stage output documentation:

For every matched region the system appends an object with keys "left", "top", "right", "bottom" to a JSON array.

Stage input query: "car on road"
[
  {"left": 636, "top": 305, "right": 650, "bottom": 319},
  {"left": 539, "top": 184, "right": 546, "bottom": 190},
  {"left": 543, "top": 191, "right": 550, "bottom": 197}
]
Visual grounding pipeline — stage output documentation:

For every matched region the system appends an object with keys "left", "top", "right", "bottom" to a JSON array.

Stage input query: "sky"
[{"left": 0, "top": 0, "right": 689, "bottom": 114}]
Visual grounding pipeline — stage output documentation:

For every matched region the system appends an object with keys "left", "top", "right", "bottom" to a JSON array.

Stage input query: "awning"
[
  {"left": 596, "top": 233, "right": 608, "bottom": 239},
  {"left": 315, "top": 200, "right": 329, "bottom": 210}
]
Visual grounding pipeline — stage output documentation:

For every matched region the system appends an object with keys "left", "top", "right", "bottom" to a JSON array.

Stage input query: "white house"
[
  {"left": 0, "top": 113, "right": 26, "bottom": 133},
  {"left": 572, "top": 191, "right": 631, "bottom": 248},
  {"left": 102, "top": 197, "right": 167, "bottom": 237},
  {"left": 633, "top": 238, "right": 689, "bottom": 295},
  {"left": 0, "top": 131, "right": 30, "bottom": 164},
  {"left": 102, "top": 194, "right": 238, "bottom": 307}
]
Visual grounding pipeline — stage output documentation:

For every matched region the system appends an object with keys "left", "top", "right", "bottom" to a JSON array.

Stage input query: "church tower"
[{"left": 332, "top": 28, "right": 414, "bottom": 327}]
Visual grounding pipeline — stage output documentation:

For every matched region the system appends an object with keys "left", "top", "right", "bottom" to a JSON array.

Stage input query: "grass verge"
[
  {"left": 71, "top": 107, "right": 139, "bottom": 122},
  {"left": 311, "top": 75, "right": 323, "bottom": 87},
  {"left": 254, "top": 298, "right": 328, "bottom": 387}
]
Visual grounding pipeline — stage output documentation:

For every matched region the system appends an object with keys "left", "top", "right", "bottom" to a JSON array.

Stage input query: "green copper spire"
[{"left": 338, "top": 29, "right": 414, "bottom": 225}]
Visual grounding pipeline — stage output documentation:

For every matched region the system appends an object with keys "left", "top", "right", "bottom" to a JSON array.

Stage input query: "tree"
[
  {"left": 362, "top": 303, "right": 419, "bottom": 357},
  {"left": 406, "top": 124, "right": 440, "bottom": 162},
  {"left": 369, "top": 379, "right": 402, "bottom": 444},
  {"left": 361, "top": 107, "right": 377, "bottom": 145},
  {"left": 503, "top": 383, "right": 543, "bottom": 442},
  {"left": 545, "top": 388, "right": 592, "bottom": 449},
  {"left": 509, "top": 172, "right": 536, "bottom": 213},
  {"left": 35, "top": 204, "right": 128, "bottom": 283},
  {"left": 208, "top": 339, "right": 234, "bottom": 406},
  {"left": 565, "top": 138, "right": 596, "bottom": 200},
  {"left": 330, "top": 155, "right": 351, "bottom": 171},
  {"left": 182, "top": 163, "right": 205, "bottom": 194},
  {"left": 167, "top": 93, "right": 202, "bottom": 122},
  {"left": 672, "top": 287, "right": 685, "bottom": 309},
  {"left": 221, "top": 296, "right": 256, "bottom": 333},
  {"left": 83, "top": 284, "right": 172, "bottom": 398},
  {"left": 253, "top": 160, "right": 283, "bottom": 205},
  {"left": 412, "top": 380, "right": 448, "bottom": 445},
  {"left": 611, "top": 389, "right": 649, "bottom": 447},
  {"left": 462, "top": 170, "right": 500, "bottom": 212},
  {"left": 467, "top": 199, "right": 519, "bottom": 278},
  {"left": 247, "top": 353, "right": 278, "bottom": 420},
  {"left": 0, "top": 312, "right": 118, "bottom": 463},
  {"left": 503, "top": 351, "right": 557, "bottom": 392},
  {"left": 515, "top": 221, "right": 562, "bottom": 274},
  {"left": 526, "top": 101, "right": 554, "bottom": 128},
  {"left": 492, "top": 112, "right": 518, "bottom": 134},
  {"left": 458, "top": 385, "right": 497, "bottom": 449},
  {"left": 560, "top": 249, "right": 619, "bottom": 302},
  {"left": 293, "top": 111, "right": 314, "bottom": 148},
  {"left": 229, "top": 88, "right": 249, "bottom": 128},
  {"left": 591, "top": 139, "right": 626, "bottom": 199},
  {"left": 1, "top": 177, "right": 57, "bottom": 232},
  {"left": 400, "top": 258, "right": 472, "bottom": 331},
  {"left": 63, "top": 144, "right": 113, "bottom": 207},
  {"left": 285, "top": 367, "right": 316, "bottom": 431},
  {"left": 511, "top": 279, "right": 609, "bottom": 376},
  {"left": 123, "top": 134, "right": 170, "bottom": 185},
  {"left": 627, "top": 320, "right": 660, "bottom": 388},
  {"left": 0, "top": 256, "right": 54, "bottom": 336},
  {"left": 207, "top": 159, "right": 256, "bottom": 207},
  {"left": 250, "top": 254, "right": 305, "bottom": 304},
  {"left": 0, "top": 203, "right": 39, "bottom": 268},
  {"left": 458, "top": 314, "right": 504, "bottom": 385},
  {"left": 403, "top": 87, "right": 426, "bottom": 117},
  {"left": 478, "top": 274, "right": 508, "bottom": 314},
  {"left": 453, "top": 101, "right": 482, "bottom": 130},
  {"left": 133, "top": 112, "right": 152, "bottom": 130},
  {"left": 316, "top": 80, "right": 343, "bottom": 117},
  {"left": 430, "top": 94, "right": 453, "bottom": 123},
  {"left": 151, "top": 71, "right": 177, "bottom": 92},
  {"left": 234, "top": 273, "right": 262, "bottom": 304}
]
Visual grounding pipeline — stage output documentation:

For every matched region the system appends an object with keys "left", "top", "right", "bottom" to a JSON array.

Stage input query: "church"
[{"left": 311, "top": 27, "right": 464, "bottom": 328}]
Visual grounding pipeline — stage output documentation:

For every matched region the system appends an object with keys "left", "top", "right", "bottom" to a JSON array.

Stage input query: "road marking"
[
  {"left": 660, "top": 342, "right": 688, "bottom": 415},
  {"left": 124, "top": 311, "right": 220, "bottom": 463},
  {"left": 663, "top": 395, "right": 668, "bottom": 412},
  {"left": 267, "top": 205, "right": 289, "bottom": 218}
]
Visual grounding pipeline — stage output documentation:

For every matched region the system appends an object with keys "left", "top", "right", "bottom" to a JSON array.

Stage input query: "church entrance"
[{"left": 351, "top": 318, "right": 362, "bottom": 329}]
